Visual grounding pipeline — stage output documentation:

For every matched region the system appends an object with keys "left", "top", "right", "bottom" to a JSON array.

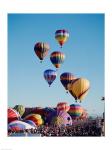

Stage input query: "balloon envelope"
[
  {"left": 13, "top": 105, "right": 25, "bottom": 117},
  {"left": 55, "top": 29, "right": 69, "bottom": 47},
  {"left": 68, "top": 104, "right": 83, "bottom": 119},
  {"left": 60, "top": 72, "right": 76, "bottom": 90},
  {"left": 24, "top": 114, "right": 43, "bottom": 126},
  {"left": 57, "top": 102, "right": 70, "bottom": 112},
  {"left": 51, "top": 111, "right": 72, "bottom": 126},
  {"left": 68, "top": 78, "right": 90, "bottom": 102},
  {"left": 50, "top": 51, "right": 65, "bottom": 68},
  {"left": 8, "top": 108, "right": 21, "bottom": 123},
  {"left": 44, "top": 69, "right": 57, "bottom": 86},
  {"left": 8, "top": 120, "right": 35, "bottom": 132},
  {"left": 34, "top": 42, "right": 50, "bottom": 61}
]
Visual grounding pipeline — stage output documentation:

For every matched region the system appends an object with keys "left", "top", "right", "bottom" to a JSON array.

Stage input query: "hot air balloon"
[
  {"left": 68, "top": 78, "right": 90, "bottom": 102},
  {"left": 24, "top": 114, "right": 44, "bottom": 126},
  {"left": 80, "top": 109, "right": 88, "bottom": 120},
  {"left": 34, "top": 42, "right": 50, "bottom": 62},
  {"left": 24, "top": 120, "right": 37, "bottom": 127},
  {"left": 55, "top": 29, "right": 69, "bottom": 48},
  {"left": 44, "top": 69, "right": 57, "bottom": 87},
  {"left": 13, "top": 105, "right": 25, "bottom": 117},
  {"left": 51, "top": 111, "right": 72, "bottom": 127},
  {"left": 57, "top": 102, "right": 70, "bottom": 112},
  {"left": 60, "top": 72, "right": 76, "bottom": 92},
  {"left": 50, "top": 51, "right": 65, "bottom": 69},
  {"left": 8, "top": 120, "right": 35, "bottom": 132},
  {"left": 8, "top": 108, "right": 21, "bottom": 123},
  {"left": 68, "top": 104, "right": 83, "bottom": 119}
]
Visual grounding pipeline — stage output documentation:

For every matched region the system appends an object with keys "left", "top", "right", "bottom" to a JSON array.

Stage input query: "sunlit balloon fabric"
[
  {"left": 68, "top": 104, "right": 83, "bottom": 119},
  {"left": 55, "top": 29, "right": 69, "bottom": 48},
  {"left": 34, "top": 42, "right": 50, "bottom": 61},
  {"left": 24, "top": 114, "right": 43, "bottom": 126},
  {"left": 8, "top": 108, "right": 21, "bottom": 123},
  {"left": 44, "top": 69, "right": 57, "bottom": 86},
  {"left": 51, "top": 111, "right": 72, "bottom": 126},
  {"left": 68, "top": 78, "right": 90, "bottom": 102},
  {"left": 57, "top": 102, "right": 70, "bottom": 112},
  {"left": 60, "top": 72, "right": 76, "bottom": 91},
  {"left": 13, "top": 105, "right": 25, "bottom": 117},
  {"left": 50, "top": 51, "right": 65, "bottom": 68},
  {"left": 8, "top": 120, "right": 35, "bottom": 132}
]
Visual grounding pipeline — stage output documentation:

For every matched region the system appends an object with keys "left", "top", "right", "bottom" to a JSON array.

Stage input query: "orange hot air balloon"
[
  {"left": 68, "top": 78, "right": 90, "bottom": 102},
  {"left": 24, "top": 114, "right": 43, "bottom": 126}
]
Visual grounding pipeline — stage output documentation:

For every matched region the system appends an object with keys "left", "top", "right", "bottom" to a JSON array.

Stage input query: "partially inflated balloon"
[
  {"left": 13, "top": 105, "right": 25, "bottom": 117},
  {"left": 8, "top": 120, "right": 35, "bottom": 132},
  {"left": 51, "top": 111, "right": 72, "bottom": 126},
  {"left": 50, "top": 51, "right": 65, "bottom": 68},
  {"left": 8, "top": 108, "right": 21, "bottom": 123},
  {"left": 44, "top": 69, "right": 57, "bottom": 86},
  {"left": 34, "top": 42, "right": 50, "bottom": 62},
  {"left": 24, "top": 114, "right": 43, "bottom": 126},
  {"left": 55, "top": 29, "right": 69, "bottom": 48},
  {"left": 68, "top": 78, "right": 90, "bottom": 102},
  {"left": 60, "top": 72, "right": 76, "bottom": 92},
  {"left": 57, "top": 102, "right": 70, "bottom": 112},
  {"left": 68, "top": 104, "right": 83, "bottom": 119}
]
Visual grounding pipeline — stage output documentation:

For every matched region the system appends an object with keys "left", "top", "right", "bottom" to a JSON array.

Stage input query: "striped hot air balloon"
[
  {"left": 34, "top": 42, "right": 50, "bottom": 62},
  {"left": 50, "top": 51, "right": 65, "bottom": 69},
  {"left": 44, "top": 69, "right": 57, "bottom": 87},
  {"left": 8, "top": 120, "right": 35, "bottom": 132},
  {"left": 8, "top": 108, "right": 21, "bottom": 123},
  {"left": 68, "top": 104, "right": 83, "bottom": 119},
  {"left": 55, "top": 29, "right": 69, "bottom": 48},
  {"left": 24, "top": 114, "right": 44, "bottom": 126},
  {"left": 68, "top": 78, "right": 90, "bottom": 102},
  {"left": 57, "top": 102, "right": 70, "bottom": 112},
  {"left": 60, "top": 72, "right": 76, "bottom": 92}
]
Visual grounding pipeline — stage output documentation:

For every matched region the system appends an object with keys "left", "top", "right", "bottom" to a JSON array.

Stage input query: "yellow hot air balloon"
[
  {"left": 24, "top": 114, "right": 44, "bottom": 126},
  {"left": 68, "top": 78, "right": 90, "bottom": 102}
]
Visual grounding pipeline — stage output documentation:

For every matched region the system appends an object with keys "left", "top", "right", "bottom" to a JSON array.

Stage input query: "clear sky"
[{"left": 8, "top": 14, "right": 104, "bottom": 116}]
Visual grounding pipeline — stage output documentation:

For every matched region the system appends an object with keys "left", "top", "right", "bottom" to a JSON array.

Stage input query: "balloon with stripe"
[
  {"left": 55, "top": 29, "right": 69, "bottom": 48},
  {"left": 34, "top": 42, "right": 50, "bottom": 62},
  {"left": 44, "top": 69, "right": 57, "bottom": 87},
  {"left": 50, "top": 51, "right": 65, "bottom": 69}
]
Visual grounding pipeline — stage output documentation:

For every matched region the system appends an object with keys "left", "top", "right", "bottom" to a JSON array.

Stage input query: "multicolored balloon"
[
  {"left": 24, "top": 120, "right": 37, "bottom": 127},
  {"left": 8, "top": 108, "right": 21, "bottom": 123},
  {"left": 50, "top": 51, "right": 65, "bottom": 69},
  {"left": 68, "top": 78, "right": 90, "bottom": 102},
  {"left": 24, "top": 114, "right": 44, "bottom": 126},
  {"left": 57, "top": 102, "right": 70, "bottom": 112},
  {"left": 34, "top": 42, "right": 50, "bottom": 62},
  {"left": 60, "top": 72, "right": 76, "bottom": 92},
  {"left": 51, "top": 111, "right": 72, "bottom": 126},
  {"left": 44, "top": 69, "right": 57, "bottom": 87},
  {"left": 8, "top": 120, "right": 35, "bottom": 132},
  {"left": 55, "top": 29, "right": 69, "bottom": 48},
  {"left": 68, "top": 104, "right": 83, "bottom": 119},
  {"left": 13, "top": 105, "right": 25, "bottom": 117}
]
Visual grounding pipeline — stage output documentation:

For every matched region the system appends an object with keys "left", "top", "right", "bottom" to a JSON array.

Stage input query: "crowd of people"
[{"left": 8, "top": 118, "right": 104, "bottom": 137}]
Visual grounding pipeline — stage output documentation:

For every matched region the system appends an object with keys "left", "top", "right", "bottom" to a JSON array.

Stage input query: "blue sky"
[{"left": 8, "top": 14, "right": 104, "bottom": 116}]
